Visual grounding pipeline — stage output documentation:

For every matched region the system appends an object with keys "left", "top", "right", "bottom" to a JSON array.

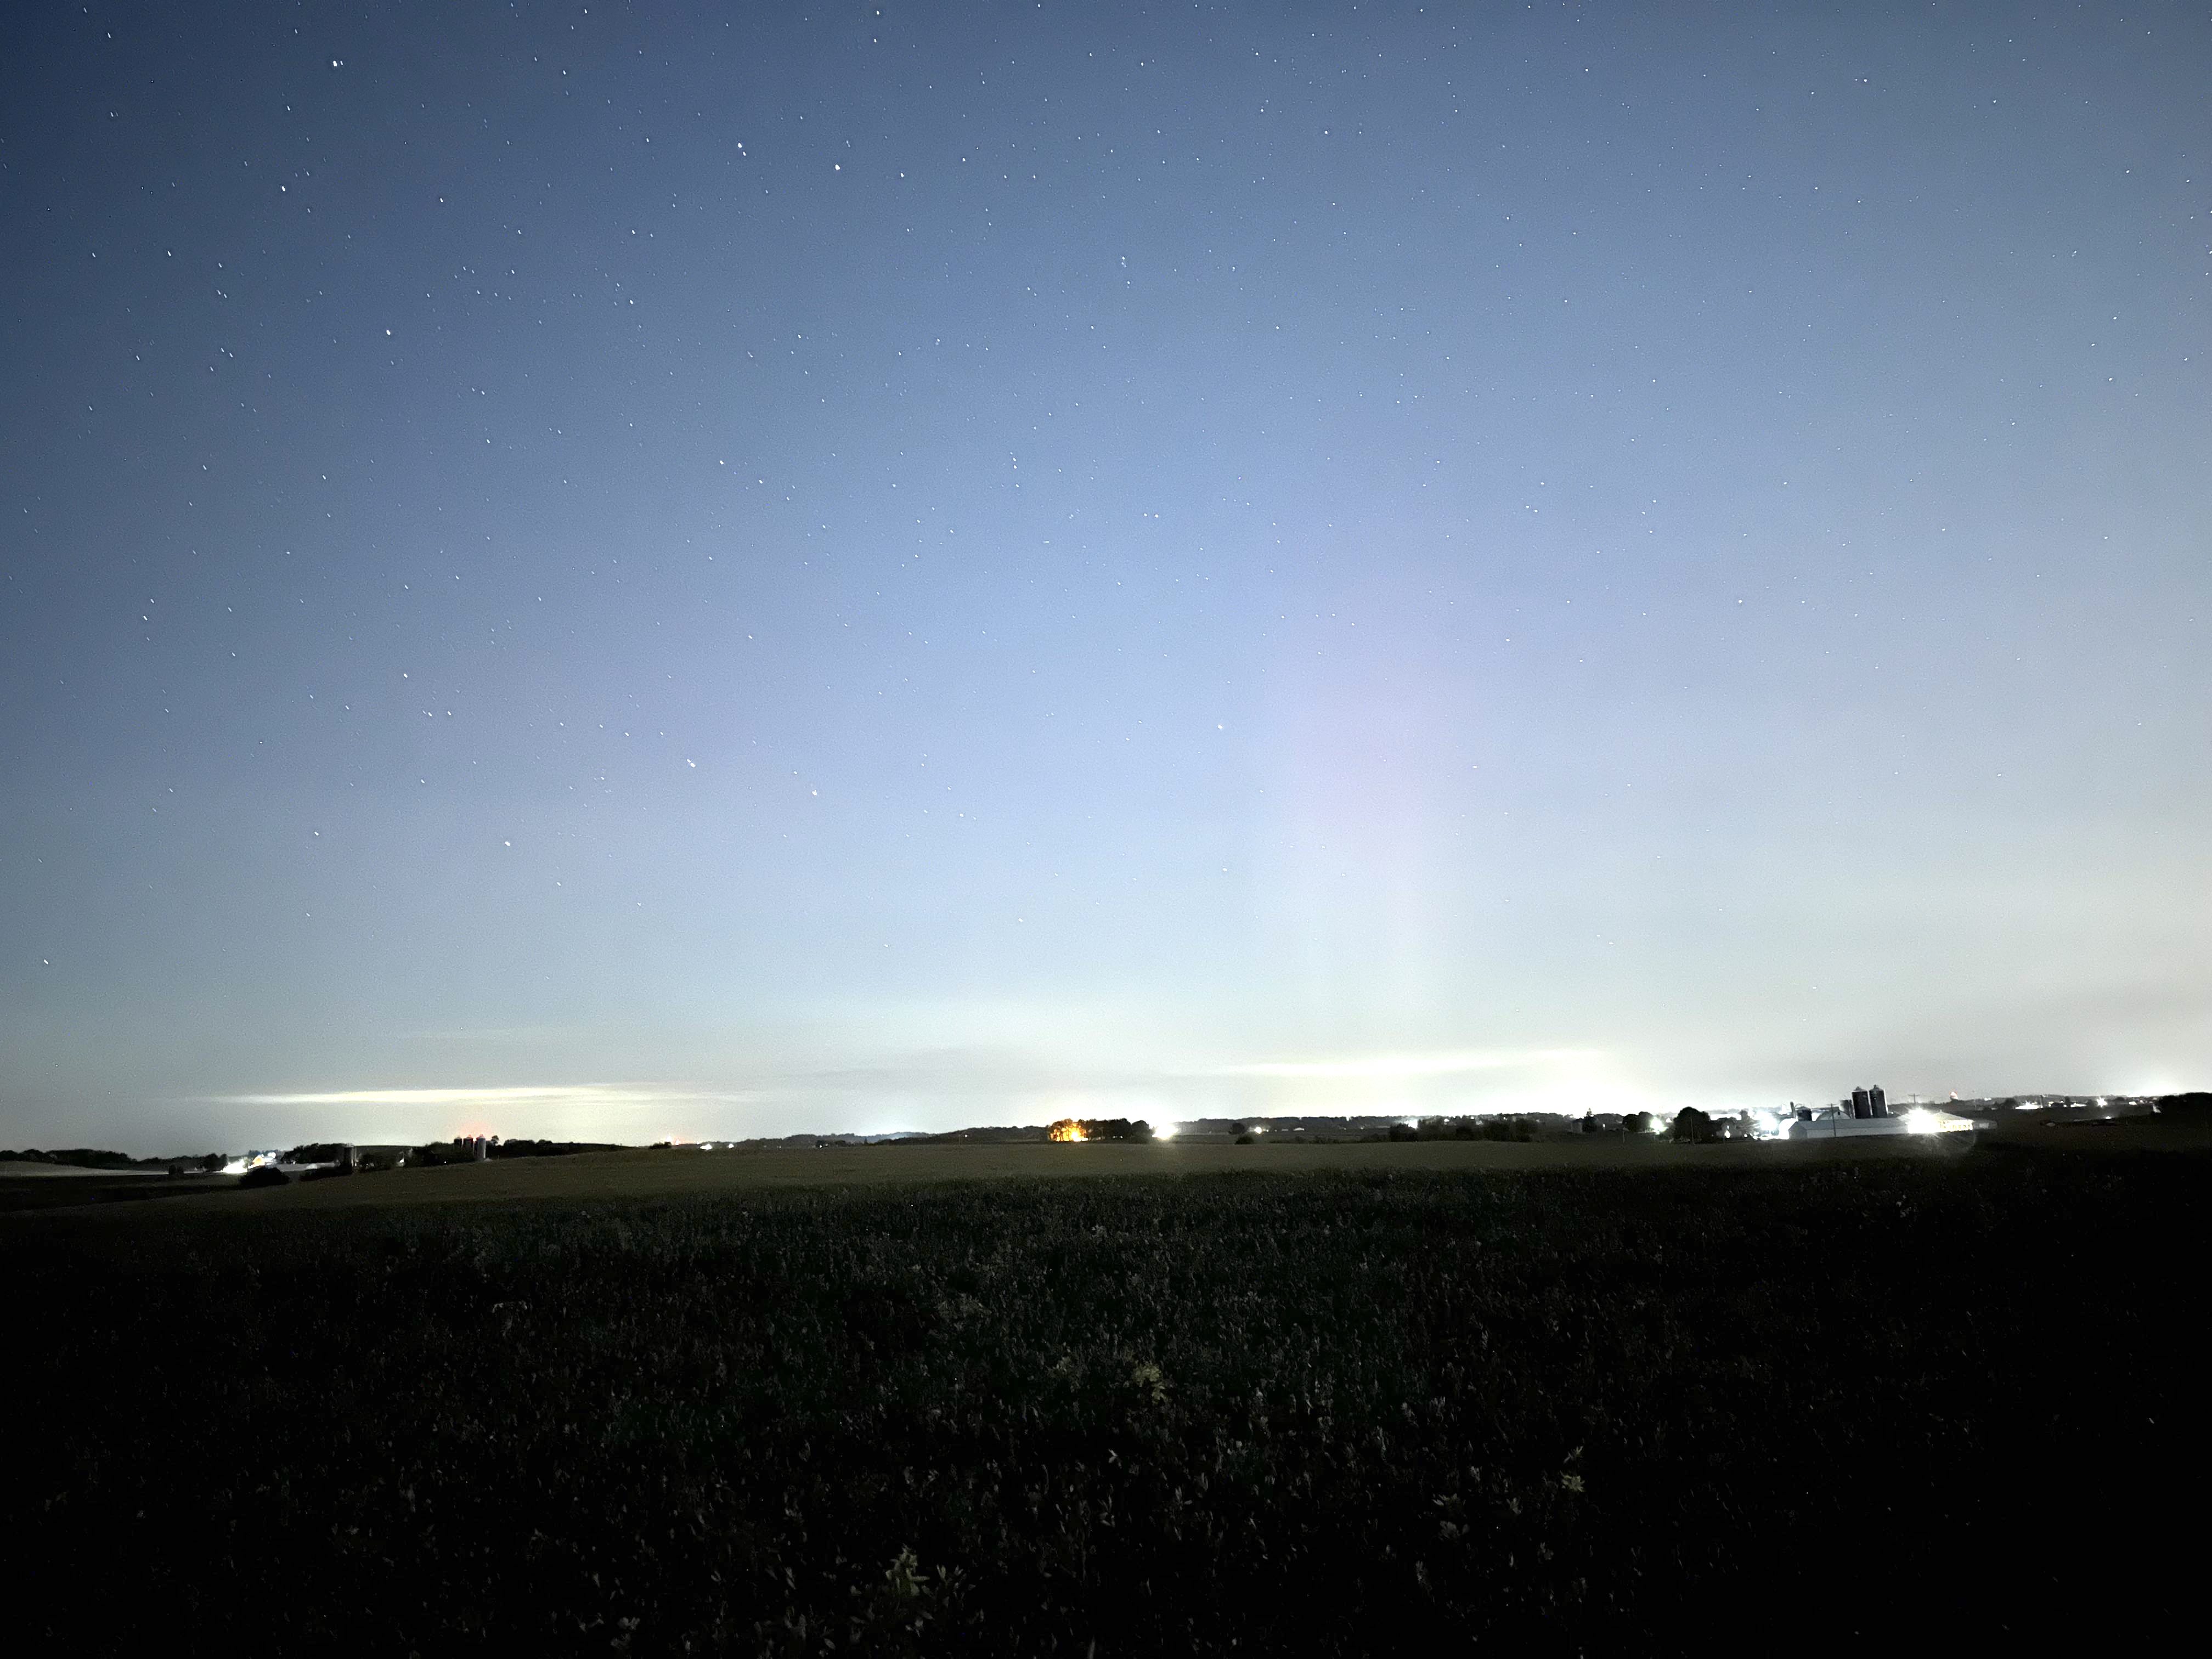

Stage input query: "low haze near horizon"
[{"left": 4, "top": 2, "right": 2208, "bottom": 1154}]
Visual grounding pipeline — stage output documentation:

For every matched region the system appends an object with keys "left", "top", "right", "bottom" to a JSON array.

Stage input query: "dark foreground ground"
[{"left": 11, "top": 1145, "right": 2204, "bottom": 1652}]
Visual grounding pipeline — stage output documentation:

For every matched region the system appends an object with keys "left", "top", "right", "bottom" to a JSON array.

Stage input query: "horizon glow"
[{"left": 3, "top": 3, "right": 2208, "bottom": 1153}]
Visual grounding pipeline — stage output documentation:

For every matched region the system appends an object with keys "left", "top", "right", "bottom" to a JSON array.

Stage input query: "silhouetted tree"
[{"left": 1671, "top": 1107, "right": 1716, "bottom": 1144}]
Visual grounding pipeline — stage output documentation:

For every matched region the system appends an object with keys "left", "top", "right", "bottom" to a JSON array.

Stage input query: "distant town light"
[{"left": 1904, "top": 1107, "right": 1972, "bottom": 1136}]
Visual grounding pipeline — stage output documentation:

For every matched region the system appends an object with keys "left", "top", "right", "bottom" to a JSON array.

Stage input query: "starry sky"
[{"left": 4, "top": 2, "right": 2208, "bottom": 1152}]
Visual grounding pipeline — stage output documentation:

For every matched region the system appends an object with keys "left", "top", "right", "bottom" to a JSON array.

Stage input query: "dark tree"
[
  {"left": 1077, "top": 1118, "right": 1154, "bottom": 1143},
  {"left": 1670, "top": 1107, "right": 1716, "bottom": 1144}
]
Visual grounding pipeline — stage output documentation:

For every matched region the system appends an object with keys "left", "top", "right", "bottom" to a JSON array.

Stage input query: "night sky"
[{"left": 4, "top": 3, "right": 2208, "bottom": 1152}]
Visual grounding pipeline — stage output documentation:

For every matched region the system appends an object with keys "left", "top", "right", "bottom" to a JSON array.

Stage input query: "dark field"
[{"left": 12, "top": 1147, "right": 2204, "bottom": 1652}]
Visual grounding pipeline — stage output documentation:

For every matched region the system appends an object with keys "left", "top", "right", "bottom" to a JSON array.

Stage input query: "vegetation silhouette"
[{"left": 11, "top": 1154, "right": 2198, "bottom": 1649}]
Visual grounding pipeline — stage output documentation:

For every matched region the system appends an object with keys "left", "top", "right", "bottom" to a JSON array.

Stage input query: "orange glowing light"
[{"left": 1047, "top": 1119, "right": 1087, "bottom": 1143}]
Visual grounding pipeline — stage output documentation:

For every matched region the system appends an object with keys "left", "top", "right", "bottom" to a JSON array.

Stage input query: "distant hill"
[
  {"left": 0, "top": 1158, "right": 163, "bottom": 1179},
  {"left": 1, "top": 1148, "right": 222, "bottom": 1173}
]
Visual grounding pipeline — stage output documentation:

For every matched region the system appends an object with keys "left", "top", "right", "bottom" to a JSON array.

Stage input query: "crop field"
[
  {"left": 12, "top": 1144, "right": 2203, "bottom": 1652},
  {"left": 87, "top": 1129, "right": 1990, "bottom": 1213}
]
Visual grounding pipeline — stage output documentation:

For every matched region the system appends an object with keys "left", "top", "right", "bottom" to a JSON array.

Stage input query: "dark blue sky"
[{"left": 4, "top": 2, "right": 2208, "bottom": 1150}]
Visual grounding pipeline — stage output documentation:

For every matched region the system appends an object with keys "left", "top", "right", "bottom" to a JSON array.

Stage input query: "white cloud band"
[
  {"left": 204, "top": 1085, "right": 743, "bottom": 1110},
  {"left": 1200, "top": 1048, "right": 1593, "bottom": 1081}
]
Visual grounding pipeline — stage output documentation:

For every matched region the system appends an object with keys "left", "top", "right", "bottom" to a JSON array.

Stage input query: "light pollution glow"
[{"left": 5, "top": 4, "right": 2208, "bottom": 1154}]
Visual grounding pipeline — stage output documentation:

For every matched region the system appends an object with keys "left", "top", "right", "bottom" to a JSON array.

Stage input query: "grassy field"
[
  {"left": 305, "top": 1130, "right": 1983, "bottom": 1206},
  {"left": 12, "top": 1119, "right": 2199, "bottom": 1219},
  {"left": 0, "top": 1163, "right": 233, "bottom": 1213},
  {"left": 12, "top": 1136, "right": 2204, "bottom": 1651},
  {"left": 38, "top": 1128, "right": 1994, "bottom": 1215}
]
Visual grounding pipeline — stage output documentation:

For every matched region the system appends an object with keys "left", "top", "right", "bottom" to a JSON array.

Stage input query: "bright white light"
[
  {"left": 1904, "top": 1108, "right": 1972, "bottom": 1136},
  {"left": 1154, "top": 1122, "right": 1178, "bottom": 1140}
]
